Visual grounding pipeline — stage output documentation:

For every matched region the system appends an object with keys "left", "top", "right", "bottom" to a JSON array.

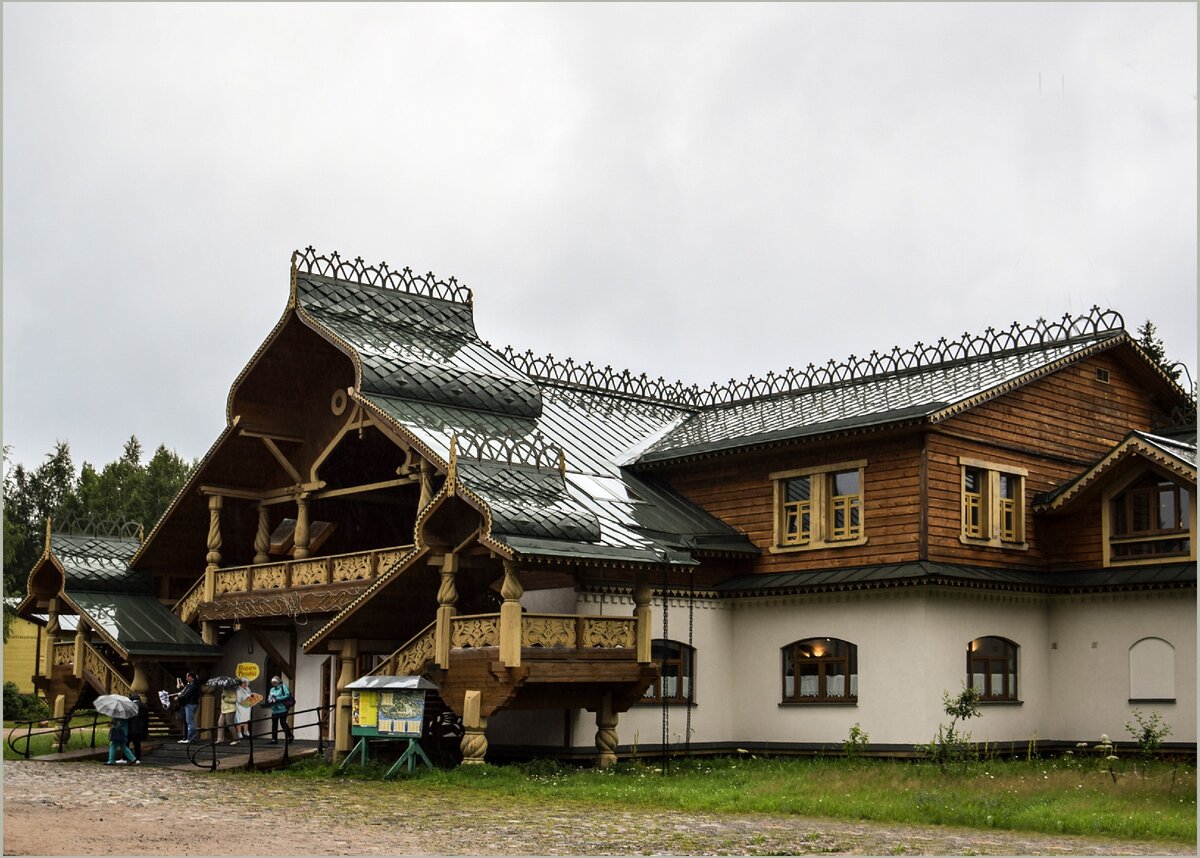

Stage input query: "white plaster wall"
[
  {"left": 521, "top": 586, "right": 578, "bottom": 614},
  {"left": 211, "top": 627, "right": 330, "bottom": 740},
  {"left": 1046, "top": 590, "right": 1196, "bottom": 744}
]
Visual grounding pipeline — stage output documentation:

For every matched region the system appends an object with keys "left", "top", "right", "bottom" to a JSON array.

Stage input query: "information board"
[{"left": 351, "top": 689, "right": 425, "bottom": 737}]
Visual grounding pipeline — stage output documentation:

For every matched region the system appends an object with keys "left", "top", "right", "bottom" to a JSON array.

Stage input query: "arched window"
[
  {"left": 643, "top": 640, "right": 695, "bottom": 704},
  {"left": 782, "top": 638, "right": 857, "bottom": 703},
  {"left": 1129, "top": 637, "right": 1175, "bottom": 702},
  {"left": 967, "top": 636, "right": 1018, "bottom": 701}
]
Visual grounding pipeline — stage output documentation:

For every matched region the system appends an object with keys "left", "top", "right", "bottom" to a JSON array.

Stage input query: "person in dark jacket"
[
  {"left": 126, "top": 693, "right": 150, "bottom": 761},
  {"left": 176, "top": 672, "right": 201, "bottom": 742}
]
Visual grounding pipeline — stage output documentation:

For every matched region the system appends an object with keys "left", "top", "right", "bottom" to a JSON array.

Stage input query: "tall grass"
[
  {"left": 3, "top": 718, "right": 111, "bottom": 761},
  {"left": 257, "top": 755, "right": 1196, "bottom": 845}
]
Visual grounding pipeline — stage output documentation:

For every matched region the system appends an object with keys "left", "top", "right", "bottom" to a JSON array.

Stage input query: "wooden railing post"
[
  {"left": 43, "top": 599, "right": 59, "bottom": 680},
  {"left": 498, "top": 561, "right": 523, "bottom": 667},
  {"left": 72, "top": 618, "right": 87, "bottom": 679},
  {"left": 633, "top": 574, "right": 653, "bottom": 664},
  {"left": 435, "top": 555, "right": 458, "bottom": 668}
]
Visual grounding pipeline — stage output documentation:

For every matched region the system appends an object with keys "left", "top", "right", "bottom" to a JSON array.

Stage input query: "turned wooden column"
[
  {"left": 130, "top": 660, "right": 150, "bottom": 699},
  {"left": 435, "top": 554, "right": 458, "bottom": 668},
  {"left": 253, "top": 503, "right": 271, "bottom": 565},
  {"left": 633, "top": 574, "right": 653, "bottom": 664},
  {"left": 595, "top": 692, "right": 619, "bottom": 769},
  {"left": 203, "top": 494, "right": 223, "bottom": 645},
  {"left": 43, "top": 600, "right": 59, "bottom": 681},
  {"left": 293, "top": 495, "right": 311, "bottom": 559},
  {"left": 460, "top": 689, "right": 488, "bottom": 765},
  {"left": 334, "top": 638, "right": 358, "bottom": 757},
  {"left": 498, "top": 560, "right": 524, "bottom": 668}
]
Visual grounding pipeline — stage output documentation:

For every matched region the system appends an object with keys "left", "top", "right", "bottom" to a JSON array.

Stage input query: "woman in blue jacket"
[{"left": 265, "top": 676, "right": 294, "bottom": 744}]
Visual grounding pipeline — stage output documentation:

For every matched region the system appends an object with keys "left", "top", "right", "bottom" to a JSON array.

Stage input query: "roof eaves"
[{"left": 1034, "top": 431, "right": 1197, "bottom": 512}]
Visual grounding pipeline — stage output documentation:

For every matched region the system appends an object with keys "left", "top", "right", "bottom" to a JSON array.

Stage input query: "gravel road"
[{"left": 2, "top": 760, "right": 1191, "bottom": 856}]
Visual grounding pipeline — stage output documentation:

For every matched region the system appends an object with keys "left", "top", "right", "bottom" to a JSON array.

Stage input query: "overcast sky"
[{"left": 3, "top": 3, "right": 1196, "bottom": 472}]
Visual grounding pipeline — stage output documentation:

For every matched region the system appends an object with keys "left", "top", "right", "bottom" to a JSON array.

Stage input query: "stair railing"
[
  {"left": 186, "top": 703, "right": 333, "bottom": 771},
  {"left": 5, "top": 710, "right": 105, "bottom": 760}
]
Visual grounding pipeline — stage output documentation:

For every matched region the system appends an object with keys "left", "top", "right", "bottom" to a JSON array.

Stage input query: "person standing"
[
  {"left": 216, "top": 686, "right": 238, "bottom": 743},
  {"left": 126, "top": 694, "right": 150, "bottom": 762},
  {"left": 265, "top": 675, "right": 293, "bottom": 744},
  {"left": 176, "top": 672, "right": 201, "bottom": 743},
  {"left": 106, "top": 717, "right": 138, "bottom": 765},
  {"left": 232, "top": 678, "right": 252, "bottom": 744}
]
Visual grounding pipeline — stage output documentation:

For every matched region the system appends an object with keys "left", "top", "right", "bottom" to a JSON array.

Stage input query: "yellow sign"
[
  {"left": 235, "top": 662, "right": 260, "bottom": 681},
  {"left": 352, "top": 690, "right": 378, "bottom": 728}
]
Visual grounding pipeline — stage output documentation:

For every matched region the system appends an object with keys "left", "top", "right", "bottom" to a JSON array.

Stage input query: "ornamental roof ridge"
[
  {"left": 52, "top": 513, "right": 143, "bottom": 542},
  {"left": 496, "top": 306, "right": 1127, "bottom": 410},
  {"left": 291, "top": 246, "right": 473, "bottom": 306},
  {"left": 454, "top": 429, "right": 564, "bottom": 472}
]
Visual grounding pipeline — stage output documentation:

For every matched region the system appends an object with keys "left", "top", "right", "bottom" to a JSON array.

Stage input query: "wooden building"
[{"left": 17, "top": 248, "right": 1196, "bottom": 763}]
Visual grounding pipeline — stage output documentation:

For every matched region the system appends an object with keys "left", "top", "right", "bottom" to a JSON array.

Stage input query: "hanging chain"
[
  {"left": 661, "top": 561, "right": 669, "bottom": 775},
  {"left": 685, "top": 571, "right": 695, "bottom": 758}
]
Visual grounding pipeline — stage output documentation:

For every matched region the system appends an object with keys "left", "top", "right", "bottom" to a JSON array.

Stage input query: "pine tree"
[{"left": 1136, "top": 320, "right": 1182, "bottom": 382}]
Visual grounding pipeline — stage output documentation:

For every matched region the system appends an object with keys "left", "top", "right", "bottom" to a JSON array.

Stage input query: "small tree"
[
  {"left": 1125, "top": 709, "right": 1172, "bottom": 758},
  {"left": 921, "top": 685, "right": 982, "bottom": 767}
]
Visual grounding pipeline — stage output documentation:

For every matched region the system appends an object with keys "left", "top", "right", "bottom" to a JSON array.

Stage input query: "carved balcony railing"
[
  {"left": 370, "top": 622, "right": 437, "bottom": 678},
  {"left": 173, "top": 546, "right": 414, "bottom": 623},
  {"left": 52, "top": 639, "right": 131, "bottom": 697},
  {"left": 369, "top": 613, "right": 640, "bottom": 684}
]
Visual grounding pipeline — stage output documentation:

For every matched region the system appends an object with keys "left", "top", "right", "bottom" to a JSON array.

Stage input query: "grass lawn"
[
  {"left": 3, "top": 716, "right": 111, "bottom": 760},
  {"left": 247, "top": 754, "right": 1196, "bottom": 846}
]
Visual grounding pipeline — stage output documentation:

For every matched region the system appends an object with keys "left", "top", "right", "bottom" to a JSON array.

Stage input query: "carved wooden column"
[
  {"left": 595, "top": 692, "right": 619, "bottom": 769},
  {"left": 460, "top": 689, "right": 487, "bottom": 765},
  {"left": 293, "top": 495, "right": 311, "bottom": 559},
  {"left": 253, "top": 503, "right": 271, "bottom": 565},
  {"left": 633, "top": 574, "right": 653, "bottom": 664},
  {"left": 43, "top": 600, "right": 59, "bottom": 681},
  {"left": 498, "top": 560, "right": 524, "bottom": 668},
  {"left": 130, "top": 660, "right": 150, "bottom": 699},
  {"left": 199, "top": 684, "right": 216, "bottom": 741},
  {"left": 334, "top": 638, "right": 358, "bottom": 757},
  {"left": 203, "top": 494, "right": 223, "bottom": 645},
  {"left": 72, "top": 618, "right": 88, "bottom": 680},
  {"left": 435, "top": 555, "right": 458, "bottom": 668},
  {"left": 51, "top": 694, "right": 68, "bottom": 752}
]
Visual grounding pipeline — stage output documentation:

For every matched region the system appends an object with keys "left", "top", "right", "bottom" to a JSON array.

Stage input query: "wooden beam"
[
  {"left": 239, "top": 428, "right": 305, "bottom": 444},
  {"left": 252, "top": 631, "right": 294, "bottom": 679},
  {"left": 313, "top": 477, "right": 417, "bottom": 502},
  {"left": 199, "top": 484, "right": 267, "bottom": 502},
  {"left": 261, "top": 437, "right": 303, "bottom": 484}
]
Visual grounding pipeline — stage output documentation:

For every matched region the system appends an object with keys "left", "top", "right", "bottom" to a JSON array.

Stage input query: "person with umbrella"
[
  {"left": 233, "top": 677, "right": 257, "bottom": 744},
  {"left": 126, "top": 693, "right": 150, "bottom": 762},
  {"left": 207, "top": 676, "right": 240, "bottom": 743},
  {"left": 176, "top": 672, "right": 201, "bottom": 743},
  {"left": 93, "top": 694, "right": 140, "bottom": 766}
]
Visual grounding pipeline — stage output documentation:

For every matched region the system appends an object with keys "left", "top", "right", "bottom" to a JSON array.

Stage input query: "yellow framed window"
[
  {"left": 782, "top": 477, "right": 812, "bottom": 545},
  {"left": 963, "top": 467, "right": 985, "bottom": 538},
  {"left": 828, "top": 470, "right": 862, "bottom": 541}
]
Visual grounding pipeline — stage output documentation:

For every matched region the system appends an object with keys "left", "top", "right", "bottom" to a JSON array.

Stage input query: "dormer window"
[
  {"left": 771, "top": 461, "right": 868, "bottom": 552},
  {"left": 1108, "top": 473, "right": 1192, "bottom": 562}
]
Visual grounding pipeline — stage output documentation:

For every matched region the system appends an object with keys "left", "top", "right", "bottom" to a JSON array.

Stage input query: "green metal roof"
[
  {"left": 66, "top": 591, "right": 219, "bottom": 658},
  {"left": 715, "top": 560, "right": 1196, "bottom": 596},
  {"left": 50, "top": 533, "right": 149, "bottom": 593}
]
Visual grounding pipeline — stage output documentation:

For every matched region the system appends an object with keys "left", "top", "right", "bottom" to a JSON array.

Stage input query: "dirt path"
[{"left": 2, "top": 760, "right": 1191, "bottom": 856}]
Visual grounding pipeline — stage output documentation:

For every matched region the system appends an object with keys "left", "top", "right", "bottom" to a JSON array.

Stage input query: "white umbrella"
[{"left": 93, "top": 694, "right": 139, "bottom": 719}]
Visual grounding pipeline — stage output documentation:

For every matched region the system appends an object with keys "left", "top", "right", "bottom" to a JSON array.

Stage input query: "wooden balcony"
[
  {"left": 373, "top": 612, "right": 657, "bottom": 720},
  {"left": 175, "top": 545, "right": 415, "bottom": 623}
]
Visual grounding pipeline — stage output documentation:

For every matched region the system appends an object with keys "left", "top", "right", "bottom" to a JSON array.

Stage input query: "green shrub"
[
  {"left": 3, "top": 682, "right": 50, "bottom": 722},
  {"left": 843, "top": 722, "right": 870, "bottom": 758},
  {"left": 920, "top": 685, "right": 981, "bottom": 767},
  {"left": 1125, "top": 709, "right": 1172, "bottom": 758}
]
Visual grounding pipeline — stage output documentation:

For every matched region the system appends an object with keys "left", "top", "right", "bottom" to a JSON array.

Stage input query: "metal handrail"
[
  {"left": 5, "top": 710, "right": 106, "bottom": 760},
  {"left": 186, "top": 702, "right": 333, "bottom": 771}
]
